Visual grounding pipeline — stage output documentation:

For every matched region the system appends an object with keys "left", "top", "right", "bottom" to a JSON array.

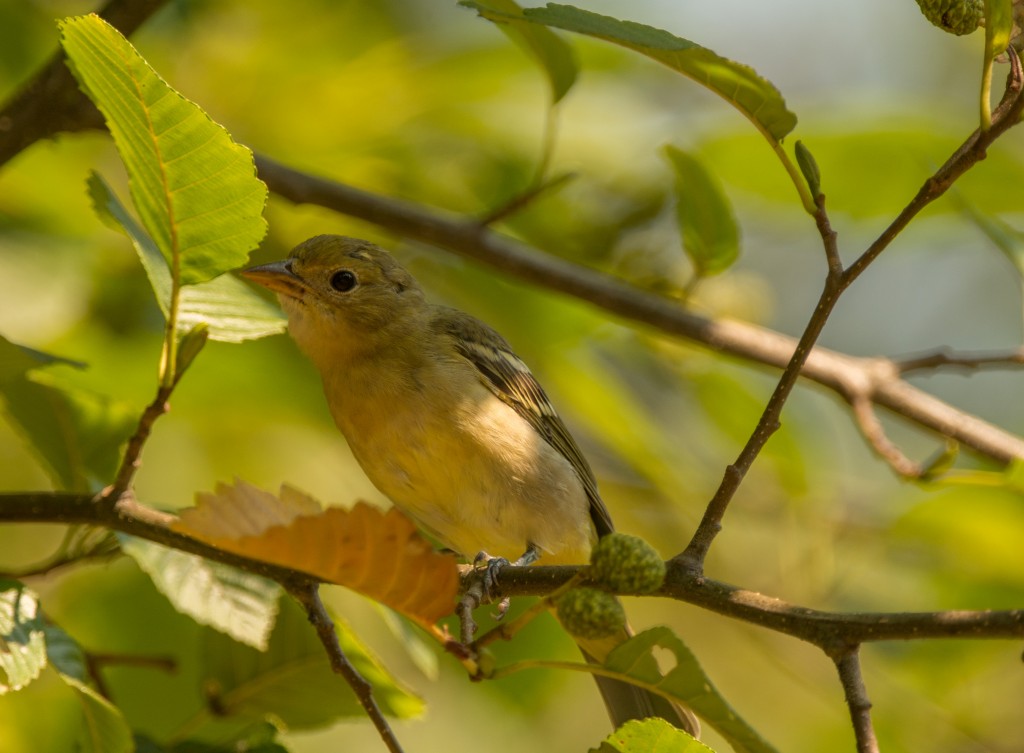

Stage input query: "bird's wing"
[{"left": 436, "top": 307, "right": 615, "bottom": 538}]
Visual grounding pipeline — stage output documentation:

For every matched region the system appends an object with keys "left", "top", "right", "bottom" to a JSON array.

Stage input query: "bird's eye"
[{"left": 329, "top": 270, "right": 357, "bottom": 292}]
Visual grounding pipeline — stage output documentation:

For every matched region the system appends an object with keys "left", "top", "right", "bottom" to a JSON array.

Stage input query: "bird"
[{"left": 242, "top": 234, "right": 698, "bottom": 735}]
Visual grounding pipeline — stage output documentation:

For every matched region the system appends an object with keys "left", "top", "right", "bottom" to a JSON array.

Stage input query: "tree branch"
[
  {"left": 8, "top": 492, "right": 1023, "bottom": 649},
  {"left": 0, "top": 0, "right": 170, "bottom": 167},
  {"left": 482, "top": 561, "right": 1024, "bottom": 647},
  {"left": 833, "top": 648, "right": 879, "bottom": 753},
  {"left": 286, "top": 579, "right": 405, "bottom": 753},
  {"left": 2, "top": 25, "right": 1022, "bottom": 468}
]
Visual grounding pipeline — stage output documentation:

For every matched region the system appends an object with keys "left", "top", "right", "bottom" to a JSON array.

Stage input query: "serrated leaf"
[
  {"left": 462, "top": 0, "right": 578, "bottom": 103},
  {"left": 61, "top": 14, "right": 267, "bottom": 285},
  {"left": 61, "top": 675, "right": 133, "bottom": 753},
  {"left": 173, "top": 481, "right": 459, "bottom": 628},
  {"left": 464, "top": 2, "right": 796, "bottom": 142},
  {"left": 201, "top": 597, "right": 423, "bottom": 727},
  {"left": 663, "top": 145, "right": 739, "bottom": 277},
  {"left": 88, "top": 172, "right": 285, "bottom": 343},
  {"left": 120, "top": 536, "right": 282, "bottom": 650},
  {"left": 604, "top": 627, "right": 778, "bottom": 753},
  {"left": 177, "top": 275, "right": 286, "bottom": 343},
  {"left": 593, "top": 718, "right": 714, "bottom": 753},
  {"left": 0, "top": 581, "right": 47, "bottom": 694}
]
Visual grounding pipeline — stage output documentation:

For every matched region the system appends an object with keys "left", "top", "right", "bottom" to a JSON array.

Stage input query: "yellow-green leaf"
[{"left": 61, "top": 15, "right": 267, "bottom": 285}]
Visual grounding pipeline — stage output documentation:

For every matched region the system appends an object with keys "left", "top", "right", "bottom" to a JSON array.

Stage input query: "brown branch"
[
  {"left": 843, "top": 48, "right": 1024, "bottom": 287},
  {"left": 1, "top": 491, "right": 408, "bottom": 752},
  {"left": 483, "top": 562, "right": 1024, "bottom": 647},
  {"left": 9, "top": 492, "right": 1023, "bottom": 650},
  {"left": 0, "top": 0, "right": 169, "bottom": 167},
  {"left": 252, "top": 155, "right": 1024, "bottom": 467},
  {"left": 286, "top": 580, "right": 405, "bottom": 753},
  {"left": 103, "top": 383, "right": 173, "bottom": 503},
  {"left": 850, "top": 395, "right": 923, "bottom": 478},
  {"left": 680, "top": 193, "right": 846, "bottom": 569},
  {"left": 833, "top": 648, "right": 879, "bottom": 753},
  {"left": 677, "top": 55, "right": 1024, "bottom": 569},
  {"left": 895, "top": 345, "right": 1024, "bottom": 374},
  {"left": 1, "top": 25, "right": 1022, "bottom": 470}
]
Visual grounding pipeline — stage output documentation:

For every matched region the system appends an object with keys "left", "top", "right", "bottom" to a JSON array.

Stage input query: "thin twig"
[
  {"left": 895, "top": 345, "right": 1024, "bottom": 374},
  {"left": 476, "top": 171, "right": 575, "bottom": 226},
  {"left": 101, "top": 384, "right": 174, "bottom": 504},
  {"left": 832, "top": 648, "right": 879, "bottom": 753},
  {"left": 676, "top": 57, "right": 1024, "bottom": 571},
  {"left": 678, "top": 204, "right": 846, "bottom": 570},
  {"left": 850, "top": 395, "right": 923, "bottom": 478},
  {"left": 286, "top": 579, "right": 405, "bottom": 753}
]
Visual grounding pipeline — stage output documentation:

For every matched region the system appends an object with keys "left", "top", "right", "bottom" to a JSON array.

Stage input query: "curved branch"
[
  {"left": 254, "top": 155, "right": 1024, "bottom": 466},
  {"left": 1, "top": 22, "right": 1022, "bottom": 468}
]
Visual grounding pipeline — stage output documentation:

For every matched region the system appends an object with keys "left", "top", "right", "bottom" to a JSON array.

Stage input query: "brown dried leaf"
[{"left": 173, "top": 480, "right": 458, "bottom": 627}]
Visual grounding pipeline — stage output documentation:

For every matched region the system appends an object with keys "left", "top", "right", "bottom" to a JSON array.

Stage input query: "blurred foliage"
[{"left": 1, "top": 0, "right": 1024, "bottom": 752}]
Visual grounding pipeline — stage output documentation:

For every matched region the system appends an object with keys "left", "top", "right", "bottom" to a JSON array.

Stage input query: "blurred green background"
[{"left": 2, "top": 0, "right": 1023, "bottom": 751}]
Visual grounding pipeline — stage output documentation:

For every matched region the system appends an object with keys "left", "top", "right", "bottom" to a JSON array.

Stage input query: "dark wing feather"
[{"left": 436, "top": 308, "right": 614, "bottom": 538}]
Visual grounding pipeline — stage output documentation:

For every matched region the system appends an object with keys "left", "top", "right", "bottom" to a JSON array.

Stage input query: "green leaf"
[
  {"left": 0, "top": 336, "right": 136, "bottom": 491},
  {"left": 986, "top": 0, "right": 1014, "bottom": 56},
  {"left": 61, "top": 675, "right": 133, "bottom": 753},
  {"left": 663, "top": 145, "right": 739, "bottom": 277},
  {"left": 89, "top": 173, "right": 285, "bottom": 343},
  {"left": 43, "top": 623, "right": 88, "bottom": 683},
  {"left": 593, "top": 718, "right": 714, "bottom": 753},
  {"left": 0, "top": 581, "right": 47, "bottom": 694},
  {"left": 461, "top": 0, "right": 578, "bottom": 103},
  {"left": 177, "top": 275, "right": 287, "bottom": 343},
  {"left": 604, "top": 627, "right": 778, "bottom": 753},
  {"left": 201, "top": 597, "right": 423, "bottom": 728},
  {"left": 61, "top": 14, "right": 267, "bottom": 285},
  {"left": 120, "top": 536, "right": 282, "bottom": 651},
  {"left": 465, "top": 2, "right": 796, "bottom": 142},
  {"left": 794, "top": 140, "right": 821, "bottom": 198}
]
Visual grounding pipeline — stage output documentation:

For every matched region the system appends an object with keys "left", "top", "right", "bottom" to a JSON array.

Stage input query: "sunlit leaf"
[
  {"left": 464, "top": 2, "right": 796, "bottom": 142},
  {"left": 603, "top": 627, "right": 778, "bottom": 753},
  {"left": 120, "top": 536, "right": 282, "bottom": 650},
  {"left": 663, "top": 145, "right": 740, "bottom": 277},
  {"left": 88, "top": 173, "right": 285, "bottom": 343},
  {"left": 61, "top": 14, "right": 267, "bottom": 285},
  {"left": 0, "top": 581, "right": 47, "bottom": 694},
  {"left": 61, "top": 675, "right": 133, "bottom": 753},
  {"left": 201, "top": 597, "right": 423, "bottom": 726},
  {"left": 462, "top": 0, "right": 578, "bottom": 103},
  {"left": 173, "top": 481, "right": 459, "bottom": 628},
  {"left": 593, "top": 718, "right": 713, "bottom": 753}
]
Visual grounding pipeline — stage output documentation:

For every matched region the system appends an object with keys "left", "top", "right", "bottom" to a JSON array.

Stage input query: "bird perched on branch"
[{"left": 243, "top": 234, "right": 698, "bottom": 735}]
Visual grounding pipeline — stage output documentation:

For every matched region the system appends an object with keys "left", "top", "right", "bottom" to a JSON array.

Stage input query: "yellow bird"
[{"left": 244, "top": 234, "right": 698, "bottom": 735}]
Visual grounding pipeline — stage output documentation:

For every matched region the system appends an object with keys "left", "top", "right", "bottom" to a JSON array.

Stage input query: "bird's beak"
[{"left": 241, "top": 260, "right": 307, "bottom": 300}]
